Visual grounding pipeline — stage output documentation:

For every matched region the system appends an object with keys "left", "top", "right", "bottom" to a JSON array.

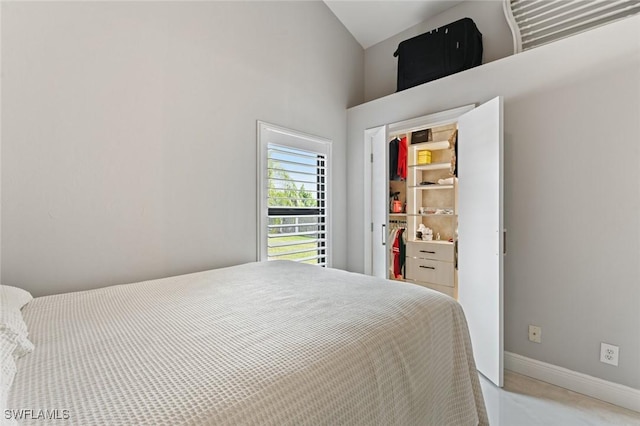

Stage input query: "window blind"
[
  {"left": 505, "top": 0, "right": 640, "bottom": 52},
  {"left": 267, "top": 144, "right": 327, "bottom": 266}
]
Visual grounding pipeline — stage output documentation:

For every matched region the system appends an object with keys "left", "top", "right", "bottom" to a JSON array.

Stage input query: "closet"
[
  {"left": 368, "top": 96, "right": 505, "bottom": 387},
  {"left": 387, "top": 122, "right": 459, "bottom": 297}
]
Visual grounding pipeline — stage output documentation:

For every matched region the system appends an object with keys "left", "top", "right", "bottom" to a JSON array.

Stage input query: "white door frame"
[{"left": 363, "top": 105, "right": 475, "bottom": 276}]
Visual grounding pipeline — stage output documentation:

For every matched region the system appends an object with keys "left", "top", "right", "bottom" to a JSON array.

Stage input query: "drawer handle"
[
  {"left": 419, "top": 266, "right": 435, "bottom": 270},
  {"left": 419, "top": 250, "right": 436, "bottom": 254}
]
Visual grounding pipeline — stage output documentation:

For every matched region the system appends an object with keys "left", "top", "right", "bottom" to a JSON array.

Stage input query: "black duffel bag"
[{"left": 393, "top": 18, "right": 483, "bottom": 92}]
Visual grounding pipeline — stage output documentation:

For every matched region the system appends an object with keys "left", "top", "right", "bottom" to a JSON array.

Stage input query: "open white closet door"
[
  {"left": 369, "top": 126, "right": 388, "bottom": 279},
  {"left": 457, "top": 96, "right": 504, "bottom": 387}
]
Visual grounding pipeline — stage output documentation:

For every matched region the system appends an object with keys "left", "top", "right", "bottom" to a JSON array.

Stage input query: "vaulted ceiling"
[{"left": 324, "top": 1, "right": 467, "bottom": 49}]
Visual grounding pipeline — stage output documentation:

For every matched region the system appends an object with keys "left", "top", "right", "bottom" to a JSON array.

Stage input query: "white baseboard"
[{"left": 505, "top": 351, "right": 640, "bottom": 413}]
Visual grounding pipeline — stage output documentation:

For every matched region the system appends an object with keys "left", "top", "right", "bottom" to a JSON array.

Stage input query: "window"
[
  {"left": 257, "top": 122, "right": 331, "bottom": 266},
  {"left": 504, "top": 0, "right": 640, "bottom": 52}
]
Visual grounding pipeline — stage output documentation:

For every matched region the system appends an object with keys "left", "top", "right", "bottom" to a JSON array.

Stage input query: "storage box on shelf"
[{"left": 417, "top": 150, "right": 432, "bottom": 165}]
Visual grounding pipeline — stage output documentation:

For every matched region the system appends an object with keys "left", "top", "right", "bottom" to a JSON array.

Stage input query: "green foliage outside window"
[{"left": 267, "top": 159, "right": 317, "bottom": 208}]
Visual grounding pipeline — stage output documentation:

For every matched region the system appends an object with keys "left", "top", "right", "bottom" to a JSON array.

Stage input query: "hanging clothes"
[
  {"left": 392, "top": 228, "right": 405, "bottom": 279},
  {"left": 397, "top": 136, "right": 408, "bottom": 180},
  {"left": 388, "top": 227, "right": 398, "bottom": 278},
  {"left": 389, "top": 138, "right": 400, "bottom": 180},
  {"left": 399, "top": 228, "right": 406, "bottom": 277},
  {"left": 449, "top": 129, "right": 458, "bottom": 177}
]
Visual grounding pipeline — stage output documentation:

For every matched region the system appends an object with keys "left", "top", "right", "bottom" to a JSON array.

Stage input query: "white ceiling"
[{"left": 324, "top": 1, "right": 467, "bottom": 49}]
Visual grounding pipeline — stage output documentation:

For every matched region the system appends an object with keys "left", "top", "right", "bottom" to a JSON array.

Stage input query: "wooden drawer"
[
  {"left": 406, "top": 241, "right": 454, "bottom": 262},
  {"left": 405, "top": 258, "right": 454, "bottom": 287}
]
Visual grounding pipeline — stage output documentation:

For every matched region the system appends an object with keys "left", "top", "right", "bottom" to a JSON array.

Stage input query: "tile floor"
[{"left": 480, "top": 371, "right": 640, "bottom": 425}]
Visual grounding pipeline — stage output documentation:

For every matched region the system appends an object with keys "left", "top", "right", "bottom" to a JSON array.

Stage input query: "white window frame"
[{"left": 257, "top": 121, "right": 332, "bottom": 267}]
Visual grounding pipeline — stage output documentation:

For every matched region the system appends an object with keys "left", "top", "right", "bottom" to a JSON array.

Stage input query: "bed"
[{"left": 4, "top": 261, "right": 487, "bottom": 425}]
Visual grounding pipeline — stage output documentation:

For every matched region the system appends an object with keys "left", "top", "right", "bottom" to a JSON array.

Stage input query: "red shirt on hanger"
[{"left": 397, "top": 136, "right": 408, "bottom": 179}]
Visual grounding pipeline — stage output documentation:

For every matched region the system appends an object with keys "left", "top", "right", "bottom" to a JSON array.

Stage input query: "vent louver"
[{"left": 504, "top": 0, "right": 640, "bottom": 52}]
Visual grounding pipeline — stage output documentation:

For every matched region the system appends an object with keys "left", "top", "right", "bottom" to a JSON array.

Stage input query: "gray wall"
[
  {"left": 347, "top": 17, "right": 640, "bottom": 389},
  {"left": 364, "top": 0, "right": 512, "bottom": 102},
  {"left": 1, "top": 1, "right": 363, "bottom": 296}
]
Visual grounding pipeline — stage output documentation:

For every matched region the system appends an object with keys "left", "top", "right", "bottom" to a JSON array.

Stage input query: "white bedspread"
[{"left": 8, "top": 261, "right": 487, "bottom": 425}]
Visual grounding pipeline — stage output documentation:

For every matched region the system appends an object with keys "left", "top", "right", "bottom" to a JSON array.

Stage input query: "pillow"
[
  {"left": 0, "top": 285, "right": 35, "bottom": 358},
  {"left": 0, "top": 285, "right": 32, "bottom": 310},
  {"left": 11, "top": 333, "right": 35, "bottom": 359}
]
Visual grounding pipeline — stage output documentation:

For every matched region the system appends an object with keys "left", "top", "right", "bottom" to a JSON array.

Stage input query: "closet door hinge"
[
  {"left": 371, "top": 222, "right": 373, "bottom": 232},
  {"left": 370, "top": 153, "right": 373, "bottom": 163}
]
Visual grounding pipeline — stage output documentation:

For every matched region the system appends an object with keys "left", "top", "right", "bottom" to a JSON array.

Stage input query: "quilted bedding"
[{"left": 7, "top": 261, "right": 487, "bottom": 425}]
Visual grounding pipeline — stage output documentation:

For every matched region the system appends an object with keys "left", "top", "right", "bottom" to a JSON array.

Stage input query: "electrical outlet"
[
  {"left": 600, "top": 343, "right": 619, "bottom": 366},
  {"left": 528, "top": 325, "right": 542, "bottom": 343}
]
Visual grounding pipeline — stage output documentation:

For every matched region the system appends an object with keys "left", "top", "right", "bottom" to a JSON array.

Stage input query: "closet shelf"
[
  {"left": 409, "top": 162, "right": 450, "bottom": 171},
  {"left": 408, "top": 240, "right": 454, "bottom": 245},
  {"left": 409, "top": 140, "right": 450, "bottom": 151},
  {"left": 408, "top": 213, "right": 457, "bottom": 217},
  {"left": 389, "top": 213, "right": 407, "bottom": 217},
  {"left": 409, "top": 184, "right": 454, "bottom": 190}
]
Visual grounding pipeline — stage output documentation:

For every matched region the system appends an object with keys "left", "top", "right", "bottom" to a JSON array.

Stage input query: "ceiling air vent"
[{"left": 504, "top": 0, "right": 640, "bottom": 53}]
